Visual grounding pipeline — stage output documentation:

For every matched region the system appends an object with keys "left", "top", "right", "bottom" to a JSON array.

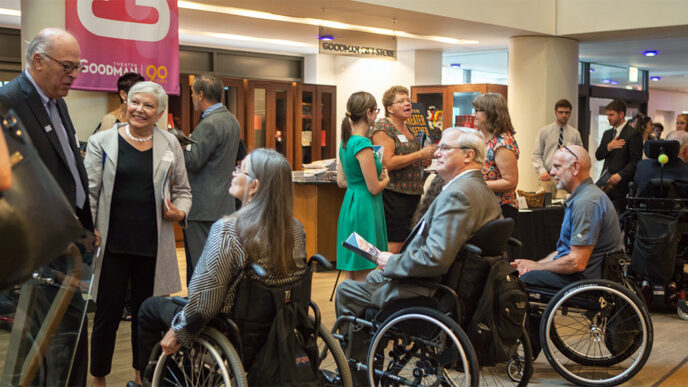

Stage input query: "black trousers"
[
  {"left": 183, "top": 220, "right": 213, "bottom": 285},
  {"left": 137, "top": 296, "right": 182, "bottom": 373},
  {"left": 90, "top": 250, "right": 156, "bottom": 376}
]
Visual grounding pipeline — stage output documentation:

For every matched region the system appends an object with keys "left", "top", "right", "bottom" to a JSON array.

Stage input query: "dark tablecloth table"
[{"left": 508, "top": 206, "right": 565, "bottom": 260}]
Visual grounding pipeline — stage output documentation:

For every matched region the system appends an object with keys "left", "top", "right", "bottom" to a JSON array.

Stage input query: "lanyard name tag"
[{"left": 398, "top": 134, "right": 408, "bottom": 143}]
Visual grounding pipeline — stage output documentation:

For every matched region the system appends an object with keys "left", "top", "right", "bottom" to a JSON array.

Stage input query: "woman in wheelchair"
[{"left": 136, "top": 148, "right": 307, "bottom": 383}]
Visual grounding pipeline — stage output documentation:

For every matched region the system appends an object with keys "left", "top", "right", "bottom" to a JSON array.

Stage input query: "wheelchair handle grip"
[
  {"left": 508, "top": 237, "right": 523, "bottom": 247},
  {"left": 171, "top": 296, "right": 189, "bottom": 306},
  {"left": 463, "top": 243, "right": 482, "bottom": 255},
  {"left": 308, "top": 254, "right": 334, "bottom": 270},
  {"left": 249, "top": 262, "right": 268, "bottom": 278}
]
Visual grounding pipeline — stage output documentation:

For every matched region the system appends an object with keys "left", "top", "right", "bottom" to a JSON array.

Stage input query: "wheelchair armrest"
[
  {"left": 171, "top": 296, "right": 188, "bottom": 306},
  {"left": 248, "top": 262, "right": 267, "bottom": 278},
  {"left": 407, "top": 279, "right": 461, "bottom": 319},
  {"left": 308, "top": 254, "right": 334, "bottom": 270},
  {"left": 508, "top": 237, "right": 523, "bottom": 248},
  {"left": 463, "top": 243, "right": 482, "bottom": 255}
]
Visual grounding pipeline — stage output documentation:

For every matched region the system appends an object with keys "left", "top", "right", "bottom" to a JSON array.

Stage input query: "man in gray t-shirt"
[{"left": 513, "top": 145, "right": 623, "bottom": 288}]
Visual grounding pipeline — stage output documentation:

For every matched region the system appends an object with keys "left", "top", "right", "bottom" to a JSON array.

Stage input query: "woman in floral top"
[
  {"left": 372, "top": 86, "right": 436, "bottom": 253},
  {"left": 473, "top": 93, "right": 520, "bottom": 221}
]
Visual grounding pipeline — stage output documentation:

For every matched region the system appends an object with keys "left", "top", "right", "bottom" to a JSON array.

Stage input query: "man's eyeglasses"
[
  {"left": 438, "top": 143, "right": 472, "bottom": 152},
  {"left": 42, "top": 53, "right": 85, "bottom": 74},
  {"left": 561, "top": 145, "right": 579, "bottom": 161}
]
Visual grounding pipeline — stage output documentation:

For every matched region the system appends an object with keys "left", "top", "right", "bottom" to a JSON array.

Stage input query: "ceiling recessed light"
[
  {"left": 318, "top": 34, "right": 334, "bottom": 41},
  {"left": 643, "top": 50, "right": 658, "bottom": 57},
  {"left": 650, "top": 76, "right": 661, "bottom": 81},
  {"left": 589, "top": 68, "right": 595, "bottom": 72},
  {"left": 610, "top": 80, "right": 619, "bottom": 85},
  {"left": 450, "top": 63, "right": 461, "bottom": 68},
  {"left": 602, "top": 79, "right": 611, "bottom": 84}
]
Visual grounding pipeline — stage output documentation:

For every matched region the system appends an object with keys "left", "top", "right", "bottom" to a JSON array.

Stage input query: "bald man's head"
[{"left": 550, "top": 145, "right": 592, "bottom": 192}]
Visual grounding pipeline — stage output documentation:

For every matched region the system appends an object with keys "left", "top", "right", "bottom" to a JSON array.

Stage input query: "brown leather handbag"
[{"left": 0, "top": 105, "right": 82, "bottom": 290}]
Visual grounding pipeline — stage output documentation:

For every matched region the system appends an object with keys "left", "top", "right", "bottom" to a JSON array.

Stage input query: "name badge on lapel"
[
  {"left": 44, "top": 125, "right": 53, "bottom": 133},
  {"left": 162, "top": 150, "right": 174, "bottom": 163}
]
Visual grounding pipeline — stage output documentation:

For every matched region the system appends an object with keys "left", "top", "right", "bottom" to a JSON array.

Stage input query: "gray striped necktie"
[
  {"left": 48, "top": 99, "right": 86, "bottom": 208},
  {"left": 557, "top": 127, "right": 564, "bottom": 148}
]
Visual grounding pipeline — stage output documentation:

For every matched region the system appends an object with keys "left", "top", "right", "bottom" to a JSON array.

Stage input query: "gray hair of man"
[
  {"left": 192, "top": 74, "right": 223, "bottom": 104},
  {"left": 127, "top": 81, "right": 168, "bottom": 114},
  {"left": 24, "top": 28, "right": 76, "bottom": 69},
  {"left": 666, "top": 130, "right": 688, "bottom": 154},
  {"left": 442, "top": 126, "right": 486, "bottom": 164}
]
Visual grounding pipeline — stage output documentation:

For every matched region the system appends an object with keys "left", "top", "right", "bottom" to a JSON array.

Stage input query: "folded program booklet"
[{"left": 342, "top": 232, "right": 380, "bottom": 265}]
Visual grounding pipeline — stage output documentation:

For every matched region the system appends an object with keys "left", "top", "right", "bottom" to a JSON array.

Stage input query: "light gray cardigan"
[{"left": 85, "top": 124, "right": 192, "bottom": 301}]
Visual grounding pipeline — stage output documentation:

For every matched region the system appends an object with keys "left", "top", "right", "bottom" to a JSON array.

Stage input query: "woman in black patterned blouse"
[
  {"left": 136, "top": 148, "right": 306, "bottom": 377},
  {"left": 372, "top": 86, "right": 436, "bottom": 253}
]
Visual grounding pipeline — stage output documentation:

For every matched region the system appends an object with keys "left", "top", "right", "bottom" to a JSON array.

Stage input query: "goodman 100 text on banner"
[
  {"left": 318, "top": 27, "right": 396, "bottom": 61},
  {"left": 66, "top": 0, "right": 180, "bottom": 95}
]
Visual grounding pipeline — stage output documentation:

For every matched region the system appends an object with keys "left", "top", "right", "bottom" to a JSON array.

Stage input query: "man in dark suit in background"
[
  {"left": 0, "top": 28, "right": 93, "bottom": 386},
  {"left": 595, "top": 100, "right": 643, "bottom": 213},
  {"left": 183, "top": 74, "right": 241, "bottom": 283}
]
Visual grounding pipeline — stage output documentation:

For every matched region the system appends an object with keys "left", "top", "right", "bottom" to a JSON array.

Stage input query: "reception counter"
[{"left": 293, "top": 180, "right": 345, "bottom": 263}]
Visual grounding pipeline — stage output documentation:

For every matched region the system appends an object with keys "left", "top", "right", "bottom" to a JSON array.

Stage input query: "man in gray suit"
[
  {"left": 183, "top": 74, "right": 241, "bottom": 283},
  {"left": 335, "top": 126, "right": 502, "bottom": 318}
]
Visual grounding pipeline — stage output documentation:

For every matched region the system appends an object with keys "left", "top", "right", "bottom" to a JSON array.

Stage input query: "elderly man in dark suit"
[
  {"left": 595, "top": 100, "right": 643, "bottom": 213},
  {"left": 0, "top": 28, "right": 93, "bottom": 386},
  {"left": 183, "top": 74, "right": 241, "bottom": 283},
  {"left": 336, "top": 126, "right": 502, "bottom": 316}
]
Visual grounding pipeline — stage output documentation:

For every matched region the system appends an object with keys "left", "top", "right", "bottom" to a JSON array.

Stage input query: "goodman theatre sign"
[{"left": 319, "top": 27, "right": 397, "bottom": 61}]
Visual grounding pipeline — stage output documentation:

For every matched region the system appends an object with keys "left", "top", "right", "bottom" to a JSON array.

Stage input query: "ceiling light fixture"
[
  {"left": 602, "top": 79, "right": 611, "bottom": 84},
  {"left": 178, "top": 1, "right": 478, "bottom": 45},
  {"left": 179, "top": 29, "right": 314, "bottom": 48},
  {"left": 643, "top": 50, "right": 658, "bottom": 57},
  {"left": 589, "top": 68, "right": 595, "bottom": 72},
  {"left": 450, "top": 63, "right": 461, "bottom": 68},
  {"left": 0, "top": 8, "right": 19, "bottom": 16},
  {"left": 318, "top": 34, "right": 334, "bottom": 41},
  {"left": 650, "top": 76, "right": 661, "bottom": 81}
]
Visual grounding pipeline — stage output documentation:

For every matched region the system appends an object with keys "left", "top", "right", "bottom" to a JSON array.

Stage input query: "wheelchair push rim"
[
  {"left": 366, "top": 307, "right": 479, "bottom": 387},
  {"left": 150, "top": 327, "right": 246, "bottom": 386},
  {"left": 541, "top": 280, "right": 652, "bottom": 386}
]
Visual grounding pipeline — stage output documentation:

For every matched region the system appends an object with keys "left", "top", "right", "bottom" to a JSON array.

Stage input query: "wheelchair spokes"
[
  {"left": 367, "top": 309, "right": 478, "bottom": 387},
  {"left": 541, "top": 280, "right": 652, "bottom": 386},
  {"left": 154, "top": 337, "right": 233, "bottom": 386}
]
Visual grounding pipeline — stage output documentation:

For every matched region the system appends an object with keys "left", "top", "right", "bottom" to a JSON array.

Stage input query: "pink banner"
[{"left": 66, "top": 0, "right": 179, "bottom": 95}]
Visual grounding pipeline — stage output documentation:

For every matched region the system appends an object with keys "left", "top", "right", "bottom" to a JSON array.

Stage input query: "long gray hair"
[{"left": 235, "top": 148, "right": 295, "bottom": 276}]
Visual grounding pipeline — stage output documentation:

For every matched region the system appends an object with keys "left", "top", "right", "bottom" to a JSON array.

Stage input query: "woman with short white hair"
[{"left": 85, "top": 81, "right": 192, "bottom": 386}]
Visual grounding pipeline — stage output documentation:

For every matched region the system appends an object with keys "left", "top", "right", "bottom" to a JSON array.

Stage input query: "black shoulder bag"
[{"left": 0, "top": 104, "right": 82, "bottom": 290}]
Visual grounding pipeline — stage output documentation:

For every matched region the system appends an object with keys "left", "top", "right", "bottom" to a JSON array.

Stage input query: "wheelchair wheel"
[
  {"left": 501, "top": 328, "right": 534, "bottom": 387},
  {"left": 541, "top": 280, "right": 652, "bottom": 386},
  {"left": 150, "top": 327, "right": 247, "bottom": 386},
  {"left": 366, "top": 307, "right": 479, "bottom": 387},
  {"left": 315, "top": 319, "right": 353, "bottom": 386}
]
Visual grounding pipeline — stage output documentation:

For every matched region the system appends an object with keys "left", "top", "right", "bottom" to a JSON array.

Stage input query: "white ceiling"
[{"left": 2, "top": 0, "right": 688, "bottom": 92}]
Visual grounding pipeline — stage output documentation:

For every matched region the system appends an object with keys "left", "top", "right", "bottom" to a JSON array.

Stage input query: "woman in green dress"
[{"left": 336, "top": 92, "right": 390, "bottom": 281}]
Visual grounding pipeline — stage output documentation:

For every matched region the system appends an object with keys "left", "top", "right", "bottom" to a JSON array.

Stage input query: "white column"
[
  {"left": 508, "top": 36, "right": 579, "bottom": 192},
  {"left": 413, "top": 50, "right": 442, "bottom": 85}
]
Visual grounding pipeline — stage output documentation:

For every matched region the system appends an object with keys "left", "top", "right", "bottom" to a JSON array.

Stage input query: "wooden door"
[{"left": 246, "top": 80, "right": 294, "bottom": 165}]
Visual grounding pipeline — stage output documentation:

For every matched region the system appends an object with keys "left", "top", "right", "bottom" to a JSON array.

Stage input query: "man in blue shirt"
[{"left": 512, "top": 145, "right": 623, "bottom": 288}]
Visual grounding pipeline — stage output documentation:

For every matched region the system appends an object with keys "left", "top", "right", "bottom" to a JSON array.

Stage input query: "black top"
[{"left": 107, "top": 134, "right": 157, "bottom": 256}]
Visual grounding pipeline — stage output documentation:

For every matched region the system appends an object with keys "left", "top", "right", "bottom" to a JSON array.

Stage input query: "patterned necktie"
[
  {"left": 557, "top": 127, "right": 564, "bottom": 148},
  {"left": 48, "top": 99, "right": 86, "bottom": 208}
]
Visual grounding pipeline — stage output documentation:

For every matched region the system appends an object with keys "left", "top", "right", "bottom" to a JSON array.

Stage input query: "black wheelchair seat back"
[
  {"left": 442, "top": 218, "right": 515, "bottom": 327},
  {"left": 228, "top": 265, "right": 313, "bottom": 368},
  {"left": 644, "top": 139, "right": 679, "bottom": 160}
]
